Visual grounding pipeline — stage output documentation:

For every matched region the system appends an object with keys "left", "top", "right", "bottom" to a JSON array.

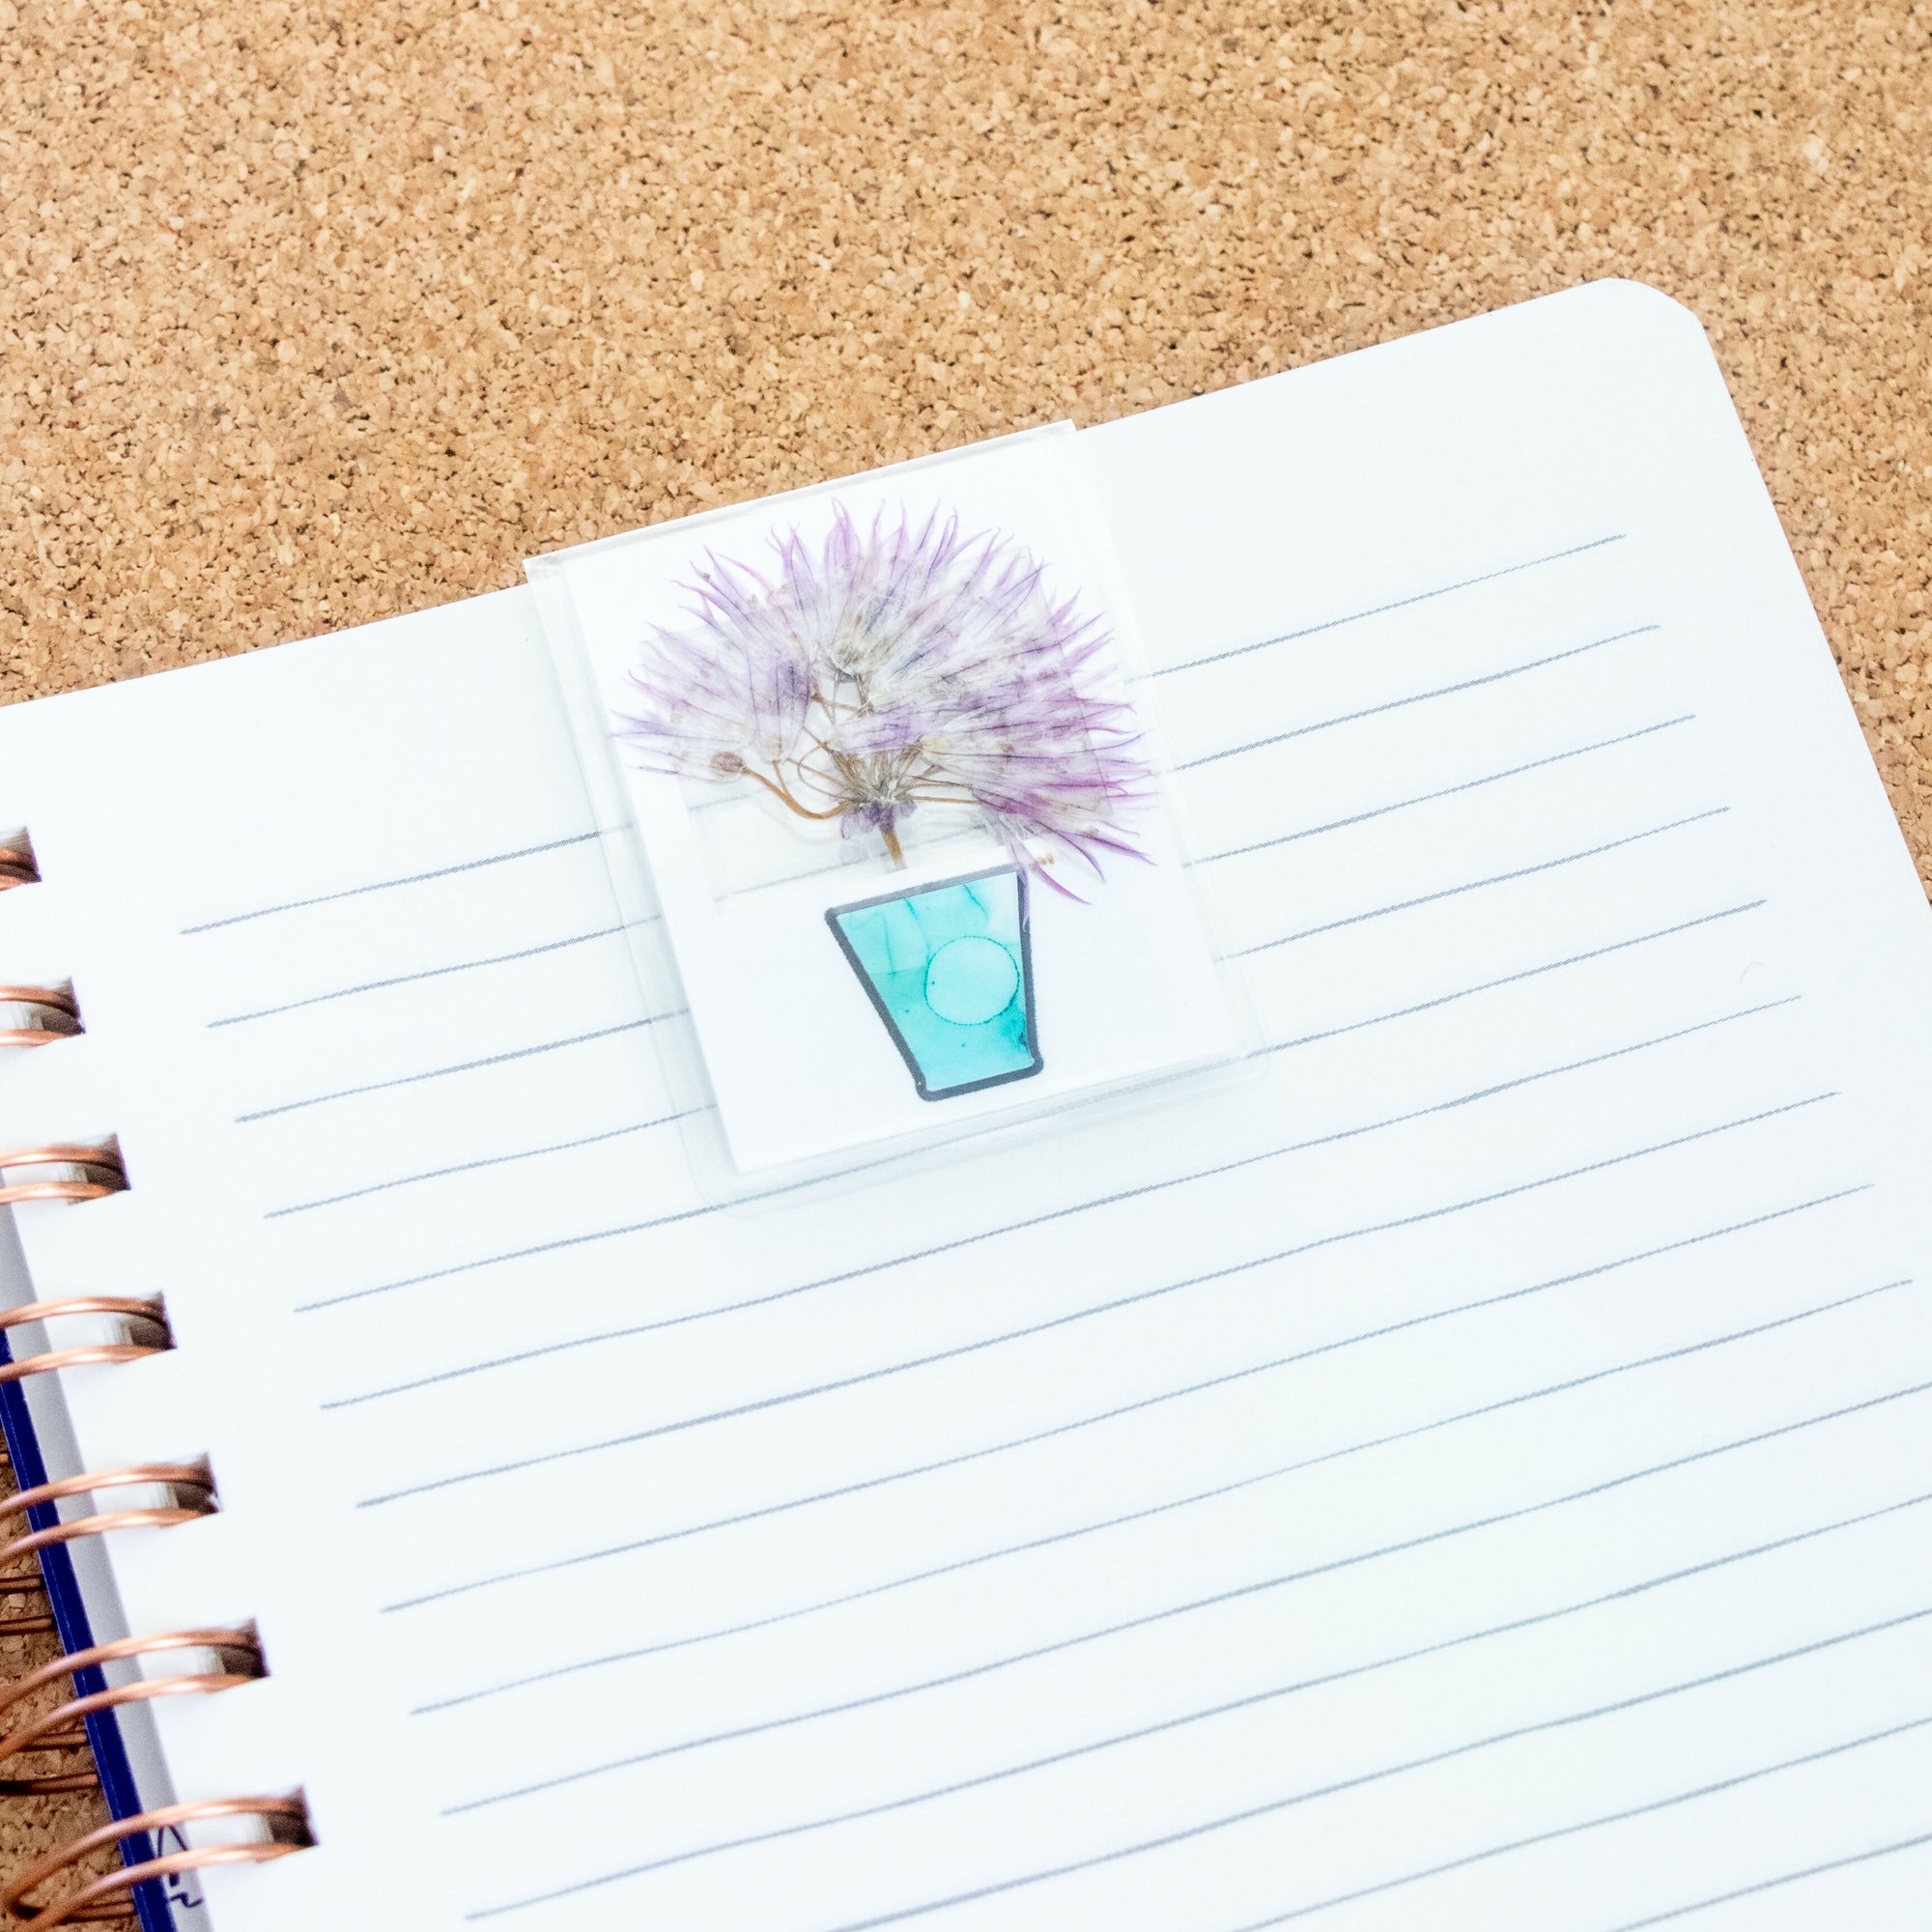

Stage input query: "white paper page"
[{"left": 0, "top": 281, "right": 1927, "bottom": 1932}]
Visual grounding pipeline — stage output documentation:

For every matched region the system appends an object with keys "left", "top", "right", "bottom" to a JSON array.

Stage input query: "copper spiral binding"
[
  {"left": 0, "top": 1448, "right": 99, "bottom": 1805},
  {"left": 0, "top": 1301, "right": 170, "bottom": 1390},
  {"left": 0, "top": 848, "right": 38, "bottom": 894},
  {"left": 0, "top": 990, "right": 79, "bottom": 1052},
  {"left": 0, "top": 1150, "right": 127, "bottom": 1210},
  {"left": 0, "top": 1594, "right": 57, "bottom": 1639},
  {"left": 0, "top": 1551, "right": 96, "bottom": 1797},
  {"left": 0, "top": 1437, "right": 53, "bottom": 1632},
  {"left": 0, "top": 896, "right": 307, "bottom": 1918},
  {"left": 0, "top": 1479, "right": 236, "bottom": 1899},
  {"left": 0, "top": 1734, "right": 100, "bottom": 1801},
  {"left": 0, "top": 1448, "right": 100, "bottom": 1804},
  {"left": 3, "top": 1795, "right": 311, "bottom": 1930},
  {"left": 0, "top": 1629, "right": 261, "bottom": 1776},
  {"left": 0, "top": 1011, "right": 271, "bottom": 1918},
  {"left": 0, "top": 1467, "right": 213, "bottom": 1577},
  {"left": 0, "top": 1466, "right": 217, "bottom": 1800},
  {"left": 0, "top": 1651, "right": 98, "bottom": 1799}
]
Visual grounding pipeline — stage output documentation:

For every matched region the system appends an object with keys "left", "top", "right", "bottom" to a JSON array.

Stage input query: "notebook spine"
[{"left": 0, "top": 857, "right": 313, "bottom": 1930}]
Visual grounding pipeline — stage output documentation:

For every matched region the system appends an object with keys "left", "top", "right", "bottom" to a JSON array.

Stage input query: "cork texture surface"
[{"left": 3, "top": 0, "right": 1930, "bottom": 1904}]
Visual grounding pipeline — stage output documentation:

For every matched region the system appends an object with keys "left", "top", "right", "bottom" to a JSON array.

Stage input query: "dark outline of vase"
[{"left": 825, "top": 863, "right": 1043, "bottom": 1102}]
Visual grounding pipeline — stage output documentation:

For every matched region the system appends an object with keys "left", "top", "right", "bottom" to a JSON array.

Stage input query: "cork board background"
[{"left": 2, "top": 0, "right": 1930, "bottom": 1907}]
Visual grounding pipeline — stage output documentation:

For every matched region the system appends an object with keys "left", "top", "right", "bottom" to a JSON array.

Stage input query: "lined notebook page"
[{"left": 4, "top": 281, "right": 1929, "bottom": 1932}]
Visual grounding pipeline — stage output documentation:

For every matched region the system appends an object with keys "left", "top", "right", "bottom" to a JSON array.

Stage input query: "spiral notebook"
[{"left": 3, "top": 282, "right": 1930, "bottom": 1932}]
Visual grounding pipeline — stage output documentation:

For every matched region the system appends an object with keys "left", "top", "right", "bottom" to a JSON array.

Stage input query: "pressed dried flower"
[{"left": 616, "top": 501, "right": 1151, "bottom": 888}]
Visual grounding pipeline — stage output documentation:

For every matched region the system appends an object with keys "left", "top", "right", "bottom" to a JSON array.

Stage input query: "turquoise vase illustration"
[{"left": 826, "top": 865, "right": 1041, "bottom": 1101}]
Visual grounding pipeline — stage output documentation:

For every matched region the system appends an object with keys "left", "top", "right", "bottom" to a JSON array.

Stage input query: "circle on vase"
[{"left": 924, "top": 935, "right": 1019, "bottom": 1027}]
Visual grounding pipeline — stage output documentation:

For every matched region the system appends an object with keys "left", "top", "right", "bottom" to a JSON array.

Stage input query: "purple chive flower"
[
  {"left": 615, "top": 501, "right": 1151, "bottom": 887},
  {"left": 620, "top": 576, "right": 812, "bottom": 778}
]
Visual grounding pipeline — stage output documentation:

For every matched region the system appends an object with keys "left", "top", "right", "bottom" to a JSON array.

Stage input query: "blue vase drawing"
[{"left": 826, "top": 865, "right": 1041, "bottom": 1101}]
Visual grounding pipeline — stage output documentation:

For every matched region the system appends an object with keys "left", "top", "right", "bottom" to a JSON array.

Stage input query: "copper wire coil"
[
  {"left": 0, "top": 1718, "right": 96, "bottom": 1797},
  {"left": 0, "top": 1769, "right": 102, "bottom": 1799},
  {"left": 0, "top": 1465, "right": 211, "bottom": 1529},
  {"left": 0, "top": 1149, "right": 128, "bottom": 1209},
  {"left": 0, "top": 1507, "right": 213, "bottom": 1576},
  {"left": 3, "top": 1795, "right": 310, "bottom": 1930},
  {"left": 0, "top": 1465, "right": 214, "bottom": 1577},
  {"left": 0, "top": 1299, "right": 166, "bottom": 1339},
  {"left": 14, "top": 1906, "right": 128, "bottom": 1931},
  {"left": 0, "top": 988, "right": 80, "bottom": 1051},
  {"left": 0, "top": 1440, "right": 52, "bottom": 1636},
  {"left": 0, "top": 989, "right": 80, "bottom": 1051},
  {"left": 0, "top": 1717, "right": 89, "bottom": 1774},
  {"left": 0, "top": 1669, "right": 261, "bottom": 1767},
  {"left": 0, "top": 990, "right": 75, "bottom": 1020},
  {"left": 0, "top": 1629, "right": 260, "bottom": 1732},
  {"left": 0, "top": 1367, "right": 73, "bottom": 1794},
  {"left": 14, "top": 1896, "right": 128, "bottom": 1929},
  {"left": 0, "top": 851, "right": 37, "bottom": 893},
  {"left": 0, "top": 1300, "right": 170, "bottom": 1389},
  {"left": 0, "top": 1564, "right": 50, "bottom": 1636},
  {"left": 0, "top": 1184, "right": 122, "bottom": 1209},
  {"left": 7, "top": 1722, "right": 85, "bottom": 1751},
  {"left": 0, "top": 1348, "right": 164, "bottom": 1389}
]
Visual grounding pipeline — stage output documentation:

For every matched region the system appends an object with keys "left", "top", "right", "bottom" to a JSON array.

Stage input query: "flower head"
[
  {"left": 616, "top": 500, "right": 1151, "bottom": 885},
  {"left": 619, "top": 572, "right": 812, "bottom": 777}
]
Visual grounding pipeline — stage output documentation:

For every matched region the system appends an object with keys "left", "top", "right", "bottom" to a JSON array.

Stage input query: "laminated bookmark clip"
[{"left": 530, "top": 424, "right": 1253, "bottom": 1186}]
